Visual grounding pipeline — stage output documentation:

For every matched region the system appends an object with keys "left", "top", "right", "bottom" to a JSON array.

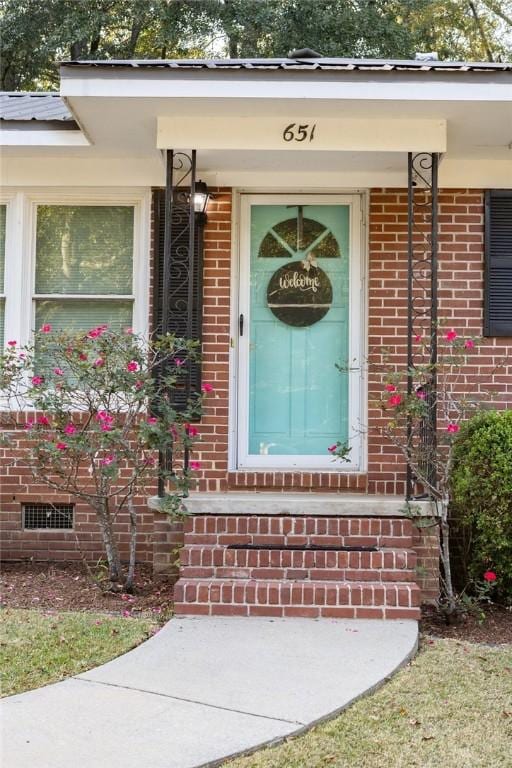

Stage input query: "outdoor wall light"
[{"left": 193, "top": 180, "right": 210, "bottom": 214}]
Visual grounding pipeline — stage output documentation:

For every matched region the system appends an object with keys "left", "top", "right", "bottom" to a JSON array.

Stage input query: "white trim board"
[{"left": 157, "top": 117, "right": 446, "bottom": 152}]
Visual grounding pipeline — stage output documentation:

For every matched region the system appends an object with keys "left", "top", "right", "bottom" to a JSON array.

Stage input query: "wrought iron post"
[
  {"left": 406, "top": 152, "right": 439, "bottom": 499},
  {"left": 158, "top": 150, "right": 198, "bottom": 497}
]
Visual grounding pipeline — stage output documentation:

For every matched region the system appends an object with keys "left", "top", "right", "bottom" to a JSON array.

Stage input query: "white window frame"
[
  {"left": 0, "top": 192, "right": 20, "bottom": 346},
  {"left": 1, "top": 188, "right": 150, "bottom": 349}
]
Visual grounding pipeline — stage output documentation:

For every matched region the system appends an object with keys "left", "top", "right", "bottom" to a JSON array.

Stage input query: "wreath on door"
[{"left": 260, "top": 208, "right": 340, "bottom": 327}]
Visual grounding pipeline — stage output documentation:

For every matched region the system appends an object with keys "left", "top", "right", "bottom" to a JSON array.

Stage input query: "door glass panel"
[{"left": 249, "top": 204, "right": 349, "bottom": 457}]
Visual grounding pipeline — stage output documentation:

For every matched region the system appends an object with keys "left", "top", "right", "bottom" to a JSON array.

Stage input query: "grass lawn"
[
  {"left": 0, "top": 608, "right": 157, "bottom": 698},
  {"left": 226, "top": 639, "right": 512, "bottom": 768}
]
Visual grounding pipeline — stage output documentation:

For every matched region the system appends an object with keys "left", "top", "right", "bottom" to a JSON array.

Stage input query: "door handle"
[{"left": 239, "top": 313, "right": 244, "bottom": 337}]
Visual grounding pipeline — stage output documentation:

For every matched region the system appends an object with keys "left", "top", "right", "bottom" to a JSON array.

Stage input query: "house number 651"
[{"left": 282, "top": 123, "right": 317, "bottom": 142}]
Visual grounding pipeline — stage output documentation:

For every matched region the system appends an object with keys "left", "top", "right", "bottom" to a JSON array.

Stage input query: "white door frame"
[{"left": 229, "top": 192, "right": 366, "bottom": 472}]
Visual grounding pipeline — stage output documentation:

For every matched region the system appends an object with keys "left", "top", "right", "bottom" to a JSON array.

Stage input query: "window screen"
[{"left": 34, "top": 205, "right": 134, "bottom": 333}]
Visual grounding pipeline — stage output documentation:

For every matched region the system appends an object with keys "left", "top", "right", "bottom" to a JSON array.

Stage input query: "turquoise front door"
[{"left": 238, "top": 197, "right": 355, "bottom": 469}]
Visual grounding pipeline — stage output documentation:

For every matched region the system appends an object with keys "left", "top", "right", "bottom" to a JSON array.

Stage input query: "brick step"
[
  {"left": 183, "top": 516, "right": 414, "bottom": 549},
  {"left": 173, "top": 578, "right": 421, "bottom": 620},
  {"left": 180, "top": 545, "right": 417, "bottom": 582}
]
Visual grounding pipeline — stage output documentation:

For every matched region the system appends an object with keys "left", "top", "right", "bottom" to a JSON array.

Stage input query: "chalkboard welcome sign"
[{"left": 267, "top": 260, "right": 333, "bottom": 327}]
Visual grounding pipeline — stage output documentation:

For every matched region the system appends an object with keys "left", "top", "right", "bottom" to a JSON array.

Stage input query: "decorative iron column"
[
  {"left": 406, "top": 152, "right": 439, "bottom": 499},
  {"left": 158, "top": 149, "right": 198, "bottom": 497}
]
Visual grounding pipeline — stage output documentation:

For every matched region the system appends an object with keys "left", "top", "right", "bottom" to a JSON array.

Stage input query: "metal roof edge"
[{"left": 58, "top": 57, "right": 512, "bottom": 72}]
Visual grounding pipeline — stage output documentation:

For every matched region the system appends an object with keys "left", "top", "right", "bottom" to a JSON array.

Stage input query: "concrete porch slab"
[
  {"left": 1, "top": 617, "right": 418, "bottom": 768},
  {"left": 149, "top": 491, "right": 435, "bottom": 517}
]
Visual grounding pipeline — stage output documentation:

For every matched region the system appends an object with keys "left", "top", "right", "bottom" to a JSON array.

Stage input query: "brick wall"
[
  {"left": 3, "top": 186, "right": 511, "bottom": 604},
  {"left": 368, "top": 188, "right": 512, "bottom": 495},
  {"left": 0, "top": 417, "right": 157, "bottom": 564}
]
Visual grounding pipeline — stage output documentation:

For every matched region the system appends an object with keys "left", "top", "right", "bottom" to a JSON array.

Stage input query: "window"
[
  {"left": 34, "top": 205, "right": 134, "bottom": 334},
  {"left": 484, "top": 190, "right": 512, "bottom": 337},
  {"left": 0, "top": 191, "right": 149, "bottom": 352},
  {"left": 0, "top": 205, "right": 5, "bottom": 345}
]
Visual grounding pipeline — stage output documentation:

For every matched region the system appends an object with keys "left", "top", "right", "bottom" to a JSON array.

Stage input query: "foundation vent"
[{"left": 22, "top": 503, "right": 74, "bottom": 530}]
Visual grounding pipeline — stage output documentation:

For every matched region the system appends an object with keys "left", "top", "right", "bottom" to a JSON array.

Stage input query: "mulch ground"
[
  {"left": 1, "top": 561, "right": 511, "bottom": 642},
  {"left": 0, "top": 561, "right": 174, "bottom": 618},
  {"left": 420, "top": 604, "right": 511, "bottom": 644}
]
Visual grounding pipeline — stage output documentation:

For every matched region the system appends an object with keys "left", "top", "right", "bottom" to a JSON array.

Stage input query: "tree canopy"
[{"left": 1, "top": 0, "right": 511, "bottom": 91}]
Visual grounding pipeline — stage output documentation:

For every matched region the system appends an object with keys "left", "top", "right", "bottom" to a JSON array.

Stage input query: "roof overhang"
[{"left": 2, "top": 58, "right": 511, "bottom": 188}]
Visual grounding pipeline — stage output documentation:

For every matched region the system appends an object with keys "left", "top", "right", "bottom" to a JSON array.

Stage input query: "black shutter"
[
  {"left": 152, "top": 188, "right": 204, "bottom": 411},
  {"left": 484, "top": 190, "right": 512, "bottom": 337}
]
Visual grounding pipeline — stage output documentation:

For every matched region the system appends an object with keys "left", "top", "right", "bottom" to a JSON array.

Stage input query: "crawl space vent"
[{"left": 22, "top": 503, "right": 74, "bottom": 530}]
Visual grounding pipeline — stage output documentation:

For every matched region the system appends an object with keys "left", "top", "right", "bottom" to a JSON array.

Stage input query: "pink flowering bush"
[
  {"left": 331, "top": 325, "right": 509, "bottom": 618},
  {"left": 0, "top": 325, "right": 210, "bottom": 590}
]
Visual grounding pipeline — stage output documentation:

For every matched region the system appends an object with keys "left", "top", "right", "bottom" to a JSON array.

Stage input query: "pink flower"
[
  {"left": 122, "top": 610, "right": 131, "bottom": 618},
  {"left": 31, "top": 375, "right": 44, "bottom": 386},
  {"left": 96, "top": 412, "right": 114, "bottom": 430},
  {"left": 100, "top": 454, "right": 115, "bottom": 466},
  {"left": 414, "top": 334, "right": 422, "bottom": 343},
  {"left": 201, "top": 382, "right": 213, "bottom": 393},
  {"left": 79, "top": 353, "right": 88, "bottom": 361},
  {"left": 37, "top": 415, "right": 50, "bottom": 427},
  {"left": 483, "top": 570, "right": 497, "bottom": 582},
  {"left": 175, "top": 358, "right": 185, "bottom": 367},
  {"left": 464, "top": 339, "right": 475, "bottom": 350},
  {"left": 93, "top": 358, "right": 104, "bottom": 368},
  {"left": 327, "top": 444, "right": 337, "bottom": 453},
  {"left": 56, "top": 442, "right": 67, "bottom": 451},
  {"left": 444, "top": 329, "right": 457, "bottom": 342},
  {"left": 189, "top": 460, "right": 201, "bottom": 471},
  {"left": 40, "top": 324, "right": 52, "bottom": 333},
  {"left": 25, "top": 420, "right": 35, "bottom": 430},
  {"left": 87, "top": 325, "right": 108, "bottom": 339},
  {"left": 126, "top": 360, "right": 140, "bottom": 373},
  {"left": 147, "top": 417, "right": 158, "bottom": 425},
  {"left": 416, "top": 390, "right": 426, "bottom": 400},
  {"left": 7, "top": 340, "right": 16, "bottom": 347},
  {"left": 53, "top": 367, "right": 64, "bottom": 376},
  {"left": 447, "top": 423, "right": 460, "bottom": 433},
  {"left": 135, "top": 380, "right": 144, "bottom": 390},
  {"left": 184, "top": 424, "right": 198, "bottom": 437},
  {"left": 124, "top": 327, "right": 133, "bottom": 335},
  {"left": 64, "top": 423, "right": 77, "bottom": 435},
  {"left": 385, "top": 384, "right": 396, "bottom": 393},
  {"left": 388, "top": 394, "right": 402, "bottom": 407}
]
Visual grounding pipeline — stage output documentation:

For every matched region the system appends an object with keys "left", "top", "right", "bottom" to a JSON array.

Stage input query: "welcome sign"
[{"left": 267, "top": 261, "right": 333, "bottom": 327}]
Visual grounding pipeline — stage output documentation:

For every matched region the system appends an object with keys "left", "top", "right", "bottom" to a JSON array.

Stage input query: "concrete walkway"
[{"left": 1, "top": 617, "right": 418, "bottom": 768}]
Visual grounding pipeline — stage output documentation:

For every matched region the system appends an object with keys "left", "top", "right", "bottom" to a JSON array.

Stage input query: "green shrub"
[{"left": 451, "top": 409, "right": 512, "bottom": 604}]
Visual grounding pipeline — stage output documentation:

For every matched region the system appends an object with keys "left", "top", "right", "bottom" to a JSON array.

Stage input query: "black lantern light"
[{"left": 193, "top": 180, "right": 210, "bottom": 216}]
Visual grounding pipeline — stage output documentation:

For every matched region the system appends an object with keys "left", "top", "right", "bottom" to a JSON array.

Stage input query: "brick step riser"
[
  {"left": 174, "top": 579, "right": 421, "bottom": 620},
  {"left": 181, "top": 566, "right": 416, "bottom": 582},
  {"left": 184, "top": 534, "right": 411, "bottom": 549},
  {"left": 185, "top": 516, "right": 413, "bottom": 541},
  {"left": 174, "top": 604, "right": 420, "bottom": 620},
  {"left": 181, "top": 546, "right": 416, "bottom": 572}
]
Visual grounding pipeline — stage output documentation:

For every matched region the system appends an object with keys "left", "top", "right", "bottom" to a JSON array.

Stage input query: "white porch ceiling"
[{"left": 2, "top": 93, "right": 511, "bottom": 188}]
